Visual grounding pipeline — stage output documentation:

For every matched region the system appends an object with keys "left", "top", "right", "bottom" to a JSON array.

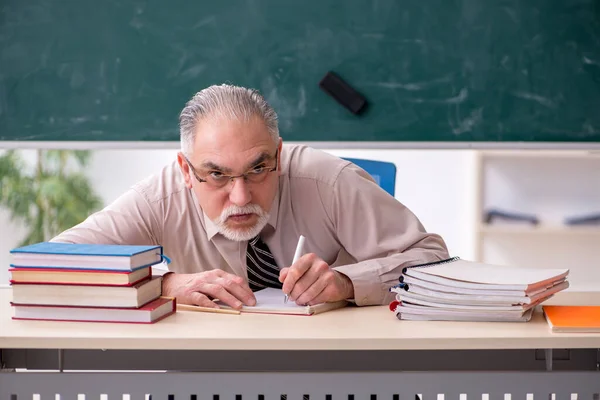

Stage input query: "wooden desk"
[
  {"left": 1, "top": 287, "right": 599, "bottom": 399},
  {"left": 3, "top": 288, "right": 600, "bottom": 351}
]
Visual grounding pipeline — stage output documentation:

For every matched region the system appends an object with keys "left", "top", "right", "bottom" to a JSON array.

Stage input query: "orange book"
[
  {"left": 543, "top": 305, "right": 600, "bottom": 333},
  {"left": 9, "top": 266, "right": 151, "bottom": 286}
]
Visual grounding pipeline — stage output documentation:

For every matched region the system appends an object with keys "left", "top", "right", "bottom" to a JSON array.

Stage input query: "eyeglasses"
[{"left": 185, "top": 150, "right": 279, "bottom": 189}]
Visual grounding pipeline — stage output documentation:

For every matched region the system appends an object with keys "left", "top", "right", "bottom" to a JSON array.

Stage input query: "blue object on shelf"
[{"left": 343, "top": 158, "right": 396, "bottom": 197}]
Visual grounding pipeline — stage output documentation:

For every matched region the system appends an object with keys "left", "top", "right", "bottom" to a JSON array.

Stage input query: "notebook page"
[
  {"left": 218, "top": 288, "right": 347, "bottom": 315},
  {"left": 217, "top": 288, "right": 310, "bottom": 314},
  {"left": 250, "top": 288, "right": 309, "bottom": 310}
]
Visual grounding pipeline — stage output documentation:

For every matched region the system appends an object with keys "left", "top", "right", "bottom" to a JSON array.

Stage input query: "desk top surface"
[{"left": 2, "top": 288, "right": 600, "bottom": 351}]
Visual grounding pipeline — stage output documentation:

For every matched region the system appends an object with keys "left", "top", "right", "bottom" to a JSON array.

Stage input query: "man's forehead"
[
  {"left": 193, "top": 115, "right": 271, "bottom": 144},
  {"left": 190, "top": 116, "right": 276, "bottom": 166},
  {"left": 194, "top": 147, "right": 275, "bottom": 171}
]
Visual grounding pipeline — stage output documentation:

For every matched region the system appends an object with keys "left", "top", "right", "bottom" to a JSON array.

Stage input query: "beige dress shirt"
[{"left": 52, "top": 144, "right": 449, "bottom": 305}]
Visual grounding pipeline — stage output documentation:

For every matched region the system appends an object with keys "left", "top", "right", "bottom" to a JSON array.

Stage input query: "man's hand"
[
  {"left": 162, "top": 270, "right": 256, "bottom": 310},
  {"left": 278, "top": 253, "right": 354, "bottom": 305}
]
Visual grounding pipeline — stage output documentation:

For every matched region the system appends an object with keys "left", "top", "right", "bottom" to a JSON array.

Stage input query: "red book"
[{"left": 11, "top": 297, "right": 176, "bottom": 324}]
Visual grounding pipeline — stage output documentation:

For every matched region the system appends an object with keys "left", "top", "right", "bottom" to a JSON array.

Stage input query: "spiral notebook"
[
  {"left": 390, "top": 257, "right": 569, "bottom": 322},
  {"left": 400, "top": 257, "right": 568, "bottom": 294}
]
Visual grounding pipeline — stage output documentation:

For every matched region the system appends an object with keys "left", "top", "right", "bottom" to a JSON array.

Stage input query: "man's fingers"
[
  {"left": 279, "top": 267, "right": 289, "bottom": 283},
  {"left": 199, "top": 283, "right": 244, "bottom": 309},
  {"left": 189, "top": 292, "right": 219, "bottom": 308},
  {"left": 166, "top": 271, "right": 260, "bottom": 309},
  {"left": 289, "top": 264, "right": 322, "bottom": 301},
  {"left": 184, "top": 272, "right": 220, "bottom": 292},
  {"left": 282, "top": 253, "right": 317, "bottom": 295},
  {"left": 216, "top": 274, "right": 256, "bottom": 306},
  {"left": 187, "top": 271, "right": 256, "bottom": 307},
  {"left": 306, "top": 287, "right": 331, "bottom": 306},
  {"left": 294, "top": 268, "right": 332, "bottom": 304}
]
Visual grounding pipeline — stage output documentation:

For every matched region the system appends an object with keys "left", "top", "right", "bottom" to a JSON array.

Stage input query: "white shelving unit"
[
  {"left": 474, "top": 149, "right": 600, "bottom": 291},
  {"left": 479, "top": 224, "right": 600, "bottom": 236}
]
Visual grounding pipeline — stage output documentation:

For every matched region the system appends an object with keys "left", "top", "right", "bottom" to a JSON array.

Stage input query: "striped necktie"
[{"left": 246, "top": 235, "right": 283, "bottom": 291}]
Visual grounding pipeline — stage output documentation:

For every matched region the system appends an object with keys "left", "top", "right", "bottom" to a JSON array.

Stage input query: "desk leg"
[
  {"left": 545, "top": 349, "right": 553, "bottom": 372},
  {"left": 0, "top": 349, "right": 13, "bottom": 372},
  {"left": 58, "top": 349, "right": 63, "bottom": 373}
]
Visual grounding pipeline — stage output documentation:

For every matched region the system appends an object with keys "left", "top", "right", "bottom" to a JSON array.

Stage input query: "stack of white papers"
[{"left": 390, "top": 257, "right": 569, "bottom": 322}]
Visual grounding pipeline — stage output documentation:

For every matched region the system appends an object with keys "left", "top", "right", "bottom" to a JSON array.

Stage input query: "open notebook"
[{"left": 221, "top": 288, "right": 348, "bottom": 315}]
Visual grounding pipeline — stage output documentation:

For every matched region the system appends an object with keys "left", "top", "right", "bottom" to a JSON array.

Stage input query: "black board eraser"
[{"left": 319, "top": 71, "right": 367, "bottom": 115}]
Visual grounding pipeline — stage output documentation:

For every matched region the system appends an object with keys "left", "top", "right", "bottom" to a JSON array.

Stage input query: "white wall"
[{"left": 0, "top": 148, "right": 478, "bottom": 284}]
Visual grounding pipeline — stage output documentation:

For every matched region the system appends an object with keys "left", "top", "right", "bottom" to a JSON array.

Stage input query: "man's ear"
[
  {"left": 277, "top": 138, "right": 283, "bottom": 176},
  {"left": 176, "top": 152, "right": 194, "bottom": 189}
]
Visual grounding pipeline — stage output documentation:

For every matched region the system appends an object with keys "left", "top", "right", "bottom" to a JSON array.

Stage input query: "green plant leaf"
[
  {"left": 72, "top": 151, "right": 92, "bottom": 166},
  {"left": 0, "top": 149, "right": 103, "bottom": 244}
]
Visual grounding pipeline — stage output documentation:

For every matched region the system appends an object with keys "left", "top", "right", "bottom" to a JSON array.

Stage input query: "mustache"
[{"left": 219, "top": 204, "right": 265, "bottom": 220}]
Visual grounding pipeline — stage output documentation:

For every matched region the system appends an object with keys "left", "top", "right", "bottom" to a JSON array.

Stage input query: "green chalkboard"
[{"left": 1, "top": 0, "right": 600, "bottom": 144}]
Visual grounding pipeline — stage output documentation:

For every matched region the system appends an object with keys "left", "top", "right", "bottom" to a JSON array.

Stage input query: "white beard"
[{"left": 213, "top": 204, "right": 270, "bottom": 242}]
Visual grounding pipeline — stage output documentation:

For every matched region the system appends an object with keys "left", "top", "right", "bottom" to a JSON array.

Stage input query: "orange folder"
[{"left": 543, "top": 305, "right": 600, "bottom": 333}]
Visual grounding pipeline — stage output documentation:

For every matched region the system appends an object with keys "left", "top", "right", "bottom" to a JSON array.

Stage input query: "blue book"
[{"left": 10, "top": 242, "right": 164, "bottom": 271}]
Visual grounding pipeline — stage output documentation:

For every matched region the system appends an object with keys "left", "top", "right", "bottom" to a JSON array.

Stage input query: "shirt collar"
[
  {"left": 266, "top": 189, "right": 280, "bottom": 232},
  {"left": 189, "top": 189, "right": 221, "bottom": 241},
  {"left": 203, "top": 210, "right": 221, "bottom": 241}
]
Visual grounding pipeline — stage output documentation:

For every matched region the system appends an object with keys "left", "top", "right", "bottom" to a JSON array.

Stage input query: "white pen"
[{"left": 285, "top": 235, "right": 306, "bottom": 303}]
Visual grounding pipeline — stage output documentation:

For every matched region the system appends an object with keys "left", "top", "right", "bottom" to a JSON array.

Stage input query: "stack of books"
[
  {"left": 389, "top": 257, "right": 569, "bottom": 322},
  {"left": 8, "top": 242, "right": 176, "bottom": 324}
]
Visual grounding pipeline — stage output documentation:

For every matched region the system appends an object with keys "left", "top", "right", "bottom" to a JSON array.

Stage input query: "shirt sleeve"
[
  {"left": 50, "top": 187, "right": 162, "bottom": 247},
  {"left": 320, "top": 163, "right": 451, "bottom": 306}
]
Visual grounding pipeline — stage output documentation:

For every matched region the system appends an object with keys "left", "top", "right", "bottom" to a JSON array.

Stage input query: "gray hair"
[{"left": 179, "top": 84, "right": 279, "bottom": 156}]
